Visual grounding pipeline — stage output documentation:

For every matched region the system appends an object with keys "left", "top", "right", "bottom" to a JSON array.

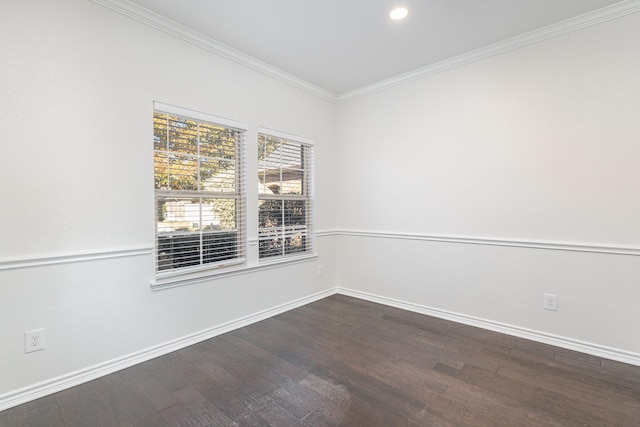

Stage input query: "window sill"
[{"left": 151, "top": 253, "right": 318, "bottom": 291}]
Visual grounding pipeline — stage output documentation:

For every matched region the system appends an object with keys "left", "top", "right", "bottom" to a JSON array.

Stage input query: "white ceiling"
[{"left": 122, "top": 0, "right": 628, "bottom": 96}]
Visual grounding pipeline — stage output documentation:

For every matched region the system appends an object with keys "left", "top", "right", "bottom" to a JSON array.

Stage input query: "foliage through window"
[
  {"left": 258, "top": 131, "right": 313, "bottom": 259},
  {"left": 154, "top": 104, "right": 246, "bottom": 275}
]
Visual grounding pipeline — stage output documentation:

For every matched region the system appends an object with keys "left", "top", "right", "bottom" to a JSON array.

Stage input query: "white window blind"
[
  {"left": 153, "top": 103, "right": 247, "bottom": 277},
  {"left": 258, "top": 128, "right": 314, "bottom": 260}
]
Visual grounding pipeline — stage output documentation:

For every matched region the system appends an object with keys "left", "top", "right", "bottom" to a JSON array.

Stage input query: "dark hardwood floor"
[{"left": 2, "top": 294, "right": 640, "bottom": 426}]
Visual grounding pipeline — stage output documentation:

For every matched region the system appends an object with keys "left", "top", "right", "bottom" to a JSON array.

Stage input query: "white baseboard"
[
  {"left": 4, "top": 285, "right": 639, "bottom": 412},
  {"left": 335, "top": 287, "right": 640, "bottom": 367},
  {"left": 0, "top": 288, "right": 335, "bottom": 412}
]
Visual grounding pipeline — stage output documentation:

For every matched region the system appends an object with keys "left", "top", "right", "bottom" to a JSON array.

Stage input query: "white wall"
[
  {"left": 2, "top": 0, "right": 639, "bottom": 410},
  {"left": 335, "top": 12, "right": 640, "bottom": 356},
  {"left": 0, "top": 0, "right": 337, "bottom": 401}
]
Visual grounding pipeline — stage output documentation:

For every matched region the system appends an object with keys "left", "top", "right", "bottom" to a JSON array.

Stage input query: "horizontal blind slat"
[
  {"left": 154, "top": 108, "right": 246, "bottom": 274},
  {"left": 257, "top": 132, "right": 314, "bottom": 260}
]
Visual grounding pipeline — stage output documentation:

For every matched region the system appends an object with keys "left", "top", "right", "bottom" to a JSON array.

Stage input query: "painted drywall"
[
  {"left": 0, "top": 0, "right": 337, "bottom": 398},
  {"left": 334, "top": 12, "right": 640, "bottom": 354},
  {"left": 2, "top": 0, "right": 640, "bottom": 409}
]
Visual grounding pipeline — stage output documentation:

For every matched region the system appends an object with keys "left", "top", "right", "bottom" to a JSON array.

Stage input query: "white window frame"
[
  {"left": 257, "top": 127, "right": 314, "bottom": 262},
  {"left": 152, "top": 102, "right": 248, "bottom": 286}
]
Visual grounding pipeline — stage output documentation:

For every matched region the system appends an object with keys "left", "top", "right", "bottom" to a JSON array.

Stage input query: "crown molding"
[
  {"left": 91, "top": 0, "right": 640, "bottom": 104},
  {"left": 89, "top": 0, "right": 336, "bottom": 102},
  {"left": 336, "top": 0, "right": 640, "bottom": 102}
]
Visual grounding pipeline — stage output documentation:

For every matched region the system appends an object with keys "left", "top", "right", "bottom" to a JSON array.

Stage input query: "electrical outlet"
[
  {"left": 543, "top": 294, "right": 558, "bottom": 311},
  {"left": 25, "top": 329, "right": 45, "bottom": 353},
  {"left": 317, "top": 265, "right": 325, "bottom": 277}
]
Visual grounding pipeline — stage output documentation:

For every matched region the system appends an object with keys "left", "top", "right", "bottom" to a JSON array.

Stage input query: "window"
[
  {"left": 258, "top": 128, "right": 314, "bottom": 260},
  {"left": 153, "top": 103, "right": 247, "bottom": 277}
]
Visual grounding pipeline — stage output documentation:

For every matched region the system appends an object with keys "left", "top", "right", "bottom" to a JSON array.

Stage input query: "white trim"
[
  {"left": 0, "top": 287, "right": 335, "bottom": 412},
  {"left": 0, "top": 246, "right": 153, "bottom": 271},
  {"left": 151, "top": 253, "right": 318, "bottom": 291},
  {"left": 315, "top": 230, "right": 336, "bottom": 238},
  {"left": 327, "top": 229, "right": 640, "bottom": 256},
  {"left": 3, "top": 285, "right": 639, "bottom": 411},
  {"left": 153, "top": 101, "right": 248, "bottom": 131},
  {"left": 257, "top": 127, "right": 314, "bottom": 146},
  {"left": 336, "top": 0, "right": 640, "bottom": 102},
  {"left": 335, "top": 287, "right": 640, "bottom": 367},
  {"left": 91, "top": 0, "right": 640, "bottom": 103},
  {"left": 155, "top": 257, "right": 247, "bottom": 282},
  {"left": 90, "top": 0, "right": 335, "bottom": 102}
]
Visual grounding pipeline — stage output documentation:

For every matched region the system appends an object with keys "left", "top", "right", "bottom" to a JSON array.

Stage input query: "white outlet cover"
[
  {"left": 25, "top": 329, "right": 45, "bottom": 353},
  {"left": 543, "top": 293, "right": 558, "bottom": 311}
]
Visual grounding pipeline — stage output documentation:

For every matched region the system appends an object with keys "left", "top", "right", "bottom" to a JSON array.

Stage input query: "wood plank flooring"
[{"left": 2, "top": 294, "right": 639, "bottom": 426}]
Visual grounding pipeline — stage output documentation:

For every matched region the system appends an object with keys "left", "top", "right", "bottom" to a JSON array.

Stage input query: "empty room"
[{"left": 1, "top": 0, "right": 639, "bottom": 425}]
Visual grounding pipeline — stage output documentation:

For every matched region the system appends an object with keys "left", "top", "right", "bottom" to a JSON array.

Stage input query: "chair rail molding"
[
  {"left": 331, "top": 229, "right": 640, "bottom": 256},
  {"left": 0, "top": 246, "right": 154, "bottom": 271}
]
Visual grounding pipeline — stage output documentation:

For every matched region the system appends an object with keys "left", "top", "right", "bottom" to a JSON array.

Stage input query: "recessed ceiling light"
[{"left": 389, "top": 7, "right": 408, "bottom": 20}]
